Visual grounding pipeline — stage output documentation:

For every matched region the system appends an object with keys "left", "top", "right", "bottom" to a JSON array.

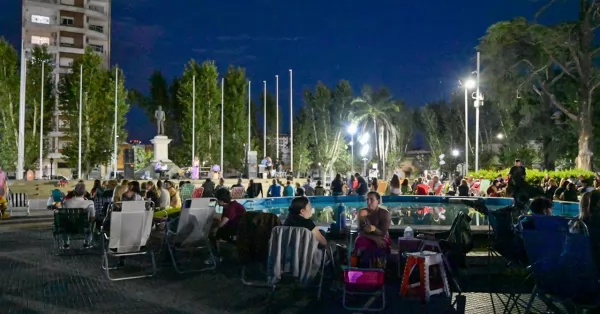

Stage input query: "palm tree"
[{"left": 351, "top": 86, "right": 400, "bottom": 179}]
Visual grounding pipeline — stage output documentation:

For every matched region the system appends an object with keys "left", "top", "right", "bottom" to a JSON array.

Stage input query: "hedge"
[{"left": 467, "top": 168, "right": 596, "bottom": 185}]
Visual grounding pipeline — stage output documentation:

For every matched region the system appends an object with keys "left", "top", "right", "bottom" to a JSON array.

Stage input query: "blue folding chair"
[{"left": 521, "top": 217, "right": 600, "bottom": 313}]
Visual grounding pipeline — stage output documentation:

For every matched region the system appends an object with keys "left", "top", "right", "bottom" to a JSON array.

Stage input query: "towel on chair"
[{"left": 267, "top": 226, "right": 322, "bottom": 285}]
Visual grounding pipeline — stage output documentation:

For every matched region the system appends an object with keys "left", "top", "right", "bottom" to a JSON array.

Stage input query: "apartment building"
[{"left": 21, "top": 0, "right": 111, "bottom": 166}]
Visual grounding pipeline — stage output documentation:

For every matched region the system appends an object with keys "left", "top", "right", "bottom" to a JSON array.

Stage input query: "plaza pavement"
[{"left": 0, "top": 224, "right": 556, "bottom": 314}]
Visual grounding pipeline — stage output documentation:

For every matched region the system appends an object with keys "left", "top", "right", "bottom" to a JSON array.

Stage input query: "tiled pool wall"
[{"left": 237, "top": 195, "right": 580, "bottom": 218}]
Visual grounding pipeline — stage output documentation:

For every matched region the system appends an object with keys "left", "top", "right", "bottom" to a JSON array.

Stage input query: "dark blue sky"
[{"left": 1, "top": 0, "right": 575, "bottom": 141}]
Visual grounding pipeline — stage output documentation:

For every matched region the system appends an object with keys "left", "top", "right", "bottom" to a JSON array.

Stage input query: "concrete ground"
[{"left": 0, "top": 222, "right": 559, "bottom": 314}]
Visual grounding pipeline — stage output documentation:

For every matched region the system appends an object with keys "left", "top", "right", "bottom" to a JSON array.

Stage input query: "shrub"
[{"left": 468, "top": 168, "right": 595, "bottom": 185}]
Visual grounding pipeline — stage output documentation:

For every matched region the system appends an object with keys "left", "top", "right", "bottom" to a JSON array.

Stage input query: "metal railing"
[
  {"left": 88, "top": 5, "right": 105, "bottom": 15},
  {"left": 28, "top": 0, "right": 58, "bottom": 4},
  {"left": 88, "top": 25, "right": 104, "bottom": 33}
]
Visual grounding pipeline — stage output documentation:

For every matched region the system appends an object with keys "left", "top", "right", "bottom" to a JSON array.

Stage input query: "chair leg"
[
  {"left": 241, "top": 266, "right": 271, "bottom": 287},
  {"left": 523, "top": 286, "right": 537, "bottom": 314}
]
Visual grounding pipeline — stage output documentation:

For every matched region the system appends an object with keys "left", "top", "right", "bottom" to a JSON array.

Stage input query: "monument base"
[{"left": 151, "top": 135, "right": 172, "bottom": 162}]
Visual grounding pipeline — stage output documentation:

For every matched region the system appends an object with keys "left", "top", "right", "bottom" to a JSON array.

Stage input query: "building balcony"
[
  {"left": 86, "top": 5, "right": 108, "bottom": 18},
  {"left": 86, "top": 25, "right": 107, "bottom": 40},
  {"left": 58, "top": 43, "right": 84, "bottom": 54}
]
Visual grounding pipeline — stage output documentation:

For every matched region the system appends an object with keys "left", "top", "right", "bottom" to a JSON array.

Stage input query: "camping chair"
[
  {"left": 237, "top": 211, "right": 281, "bottom": 287},
  {"left": 267, "top": 226, "right": 336, "bottom": 300},
  {"left": 165, "top": 198, "right": 218, "bottom": 274},
  {"left": 100, "top": 201, "right": 156, "bottom": 281},
  {"left": 521, "top": 217, "right": 600, "bottom": 314},
  {"left": 53, "top": 206, "right": 94, "bottom": 255},
  {"left": 342, "top": 225, "right": 386, "bottom": 312},
  {"left": 191, "top": 187, "right": 205, "bottom": 199}
]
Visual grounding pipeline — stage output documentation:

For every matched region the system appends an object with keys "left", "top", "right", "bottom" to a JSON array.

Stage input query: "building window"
[
  {"left": 59, "top": 57, "right": 73, "bottom": 67},
  {"left": 61, "top": 17, "right": 74, "bottom": 26},
  {"left": 61, "top": 0, "right": 75, "bottom": 5},
  {"left": 89, "top": 25, "right": 104, "bottom": 33},
  {"left": 31, "top": 15, "right": 50, "bottom": 24},
  {"left": 60, "top": 36, "right": 74, "bottom": 46},
  {"left": 31, "top": 36, "right": 50, "bottom": 45},
  {"left": 89, "top": 44, "right": 103, "bottom": 53}
]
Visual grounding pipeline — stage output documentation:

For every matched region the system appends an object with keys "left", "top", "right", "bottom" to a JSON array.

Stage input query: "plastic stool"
[{"left": 400, "top": 251, "right": 450, "bottom": 302}]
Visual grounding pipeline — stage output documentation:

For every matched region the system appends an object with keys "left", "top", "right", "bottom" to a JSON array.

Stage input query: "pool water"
[{"left": 235, "top": 196, "right": 579, "bottom": 227}]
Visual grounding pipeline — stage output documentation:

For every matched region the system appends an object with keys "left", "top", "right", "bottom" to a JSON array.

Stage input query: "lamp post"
[
  {"left": 462, "top": 78, "right": 475, "bottom": 175},
  {"left": 49, "top": 157, "right": 54, "bottom": 179},
  {"left": 347, "top": 124, "right": 357, "bottom": 173},
  {"left": 361, "top": 143, "right": 370, "bottom": 177},
  {"left": 474, "top": 51, "right": 483, "bottom": 172},
  {"left": 38, "top": 60, "right": 46, "bottom": 179}
]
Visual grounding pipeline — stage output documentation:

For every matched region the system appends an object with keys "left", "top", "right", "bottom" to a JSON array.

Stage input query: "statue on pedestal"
[{"left": 154, "top": 106, "right": 166, "bottom": 135}]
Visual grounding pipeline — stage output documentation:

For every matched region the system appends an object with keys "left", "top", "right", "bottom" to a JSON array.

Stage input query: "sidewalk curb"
[{"left": 0, "top": 217, "right": 53, "bottom": 225}]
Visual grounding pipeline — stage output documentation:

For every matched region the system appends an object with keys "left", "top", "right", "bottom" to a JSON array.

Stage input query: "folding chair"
[
  {"left": 165, "top": 198, "right": 218, "bottom": 274},
  {"left": 100, "top": 201, "right": 156, "bottom": 281},
  {"left": 342, "top": 226, "right": 385, "bottom": 312},
  {"left": 191, "top": 187, "right": 205, "bottom": 199},
  {"left": 521, "top": 217, "right": 600, "bottom": 314},
  {"left": 267, "top": 226, "right": 336, "bottom": 300},
  {"left": 231, "top": 186, "right": 245, "bottom": 199},
  {"left": 52, "top": 207, "right": 94, "bottom": 255},
  {"left": 237, "top": 211, "right": 281, "bottom": 287}
]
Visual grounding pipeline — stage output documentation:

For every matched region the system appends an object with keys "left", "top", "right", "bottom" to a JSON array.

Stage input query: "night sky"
[{"left": 0, "top": 0, "right": 575, "bottom": 142}]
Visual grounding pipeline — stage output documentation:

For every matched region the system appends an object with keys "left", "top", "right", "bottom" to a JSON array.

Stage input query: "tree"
[
  {"left": 177, "top": 60, "right": 220, "bottom": 166},
  {"left": 58, "top": 48, "right": 129, "bottom": 174},
  {"left": 25, "top": 45, "right": 55, "bottom": 170},
  {"left": 259, "top": 91, "right": 278, "bottom": 158},
  {"left": 351, "top": 86, "right": 400, "bottom": 178},
  {"left": 134, "top": 146, "right": 153, "bottom": 171},
  {"left": 0, "top": 38, "right": 20, "bottom": 169},
  {"left": 292, "top": 107, "right": 313, "bottom": 173},
  {"left": 303, "top": 81, "right": 351, "bottom": 174},
  {"left": 478, "top": 2, "right": 600, "bottom": 170},
  {"left": 222, "top": 65, "right": 248, "bottom": 171}
]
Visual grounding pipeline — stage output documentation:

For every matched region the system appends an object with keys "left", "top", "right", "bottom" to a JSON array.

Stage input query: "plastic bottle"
[
  {"left": 337, "top": 203, "right": 346, "bottom": 230},
  {"left": 404, "top": 226, "right": 414, "bottom": 238}
]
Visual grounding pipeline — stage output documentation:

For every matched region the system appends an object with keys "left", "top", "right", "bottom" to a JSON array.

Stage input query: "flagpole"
[
  {"left": 17, "top": 40, "right": 27, "bottom": 180},
  {"left": 247, "top": 80, "right": 251, "bottom": 150},
  {"left": 192, "top": 75, "right": 196, "bottom": 164},
  {"left": 289, "top": 69, "right": 293, "bottom": 173},
  {"left": 263, "top": 80, "right": 266, "bottom": 158},
  {"left": 275, "top": 74, "right": 279, "bottom": 160},
  {"left": 220, "top": 77, "right": 224, "bottom": 177},
  {"left": 113, "top": 67, "right": 118, "bottom": 178},
  {"left": 77, "top": 64, "right": 83, "bottom": 179},
  {"left": 38, "top": 61, "right": 45, "bottom": 179}
]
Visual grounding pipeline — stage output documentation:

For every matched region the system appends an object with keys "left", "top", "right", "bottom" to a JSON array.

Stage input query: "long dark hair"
[
  {"left": 289, "top": 196, "right": 310, "bottom": 215},
  {"left": 390, "top": 174, "right": 400, "bottom": 188}
]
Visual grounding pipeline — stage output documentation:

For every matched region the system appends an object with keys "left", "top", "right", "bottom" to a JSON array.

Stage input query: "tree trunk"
[
  {"left": 576, "top": 113, "right": 593, "bottom": 170},
  {"left": 542, "top": 135, "right": 555, "bottom": 170}
]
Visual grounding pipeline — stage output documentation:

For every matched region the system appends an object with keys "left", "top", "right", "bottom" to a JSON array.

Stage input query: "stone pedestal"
[{"left": 151, "top": 135, "right": 172, "bottom": 162}]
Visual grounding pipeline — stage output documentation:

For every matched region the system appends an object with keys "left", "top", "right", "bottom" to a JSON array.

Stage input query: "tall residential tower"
[{"left": 21, "top": 0, "right": 111, "bottom": 168}]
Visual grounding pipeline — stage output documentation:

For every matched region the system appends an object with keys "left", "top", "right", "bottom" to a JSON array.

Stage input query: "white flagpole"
[
  {"left": 247, "top": 80, "right": 251, "bottom": 150},
  {"left": 113, "top": 67, "right": 118, "bottom": 178},
  {"left": 17, "top": 40, "right": 27, "bottom": 180},
  {"left": 275, "top": 75, "right": 279, "bottom": 160},
  {"left": 220, "top": 77, "right": 224, "bottom": 176},
  {"left": 77, "top": 64, "right": 83, "bottom": 179},
  {"left": 263, "top": 80, "right": 266, "bottom": 158},
  {"left": 38, "top": 62, "right": 45, "bottom": 179},
  {"left": 192, "top": 75, "right": 196, "bottom": 164},
  {"left": 289, "top": 69, "right": 293, "bottom": 173}
]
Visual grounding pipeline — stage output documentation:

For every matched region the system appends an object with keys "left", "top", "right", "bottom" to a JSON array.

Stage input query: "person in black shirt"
[
  {"left": 331, "top": 174, "right": 344, "bottom": 196},
  {"left": 284, "top": 197, "right": 328, "bottom": 246},
  {"left": 508, "top": 159, "right": 527, "bottom": 200},
  {"left": 354, "top": 173, "right": 369, "bottom": 196}
]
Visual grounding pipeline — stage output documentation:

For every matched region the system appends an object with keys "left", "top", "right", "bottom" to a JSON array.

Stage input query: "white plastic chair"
[
  {"left": 101, "top": 200, "right": 156, "bottom": 281},
  {"left": 165, "top": 198, "right": 218, "bottom": 274}
]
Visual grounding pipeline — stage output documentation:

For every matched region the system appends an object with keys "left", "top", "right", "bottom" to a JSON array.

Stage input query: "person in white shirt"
[
  {"left": 157, "top": 180, "right": 170, "bottom": 209},
  {"left": 428, "top": 176, "right": 442, "bottom": 194},
  {"left": 62, "top": 183, "right": 95, "bottom": 248}
]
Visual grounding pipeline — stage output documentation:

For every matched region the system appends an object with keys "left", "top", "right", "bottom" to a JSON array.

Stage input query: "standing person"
[
  {"left": 331, "top": 174, "right": 344, "bottom": 196},
  {"left": 0, "top": 166, "right": 6, "bottom": 197},
  {"left": 508, "top": 159, "right": 527, "bottom": 200},
  {"left": 192, "top": 156, "right": 200, "bottom": 180},
  {"left": 354, "top": 173, "right": 369, "bottom": 196}
]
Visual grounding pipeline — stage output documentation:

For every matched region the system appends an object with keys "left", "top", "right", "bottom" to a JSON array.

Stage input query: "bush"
[{"left": 468, "top": 168, "right": 595, "bottom": 185}]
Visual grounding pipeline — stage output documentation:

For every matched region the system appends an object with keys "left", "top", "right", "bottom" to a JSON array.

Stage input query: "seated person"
[
  {"left": 354, "top": 191, "right": 391, "bottom": 267},
  {"left": 62, "top": 183, "right": 95, "bottom": 249},
  {"left": 208, "top": 188, "right": 247, "bottom": 262},
  {"left": 283, "top": 196, "right": 328, "bottom": 247},
  {"left": 487, "top": 180, "right": 503, "bottom": 197},
  {"left": 458, "top": 179, "right": 470, "bottom": 197},
  {"left": 267, "top": 179, "right": 282, "bottom": 197},
  {"left": 570, "top": 191, "right": 600, "bottom": 273},
  {"left": 314, "top": 181, "right": 326, "bottom": 196},
  {"left": 520, "top": 197, "right": 553, "bottom": 230}
]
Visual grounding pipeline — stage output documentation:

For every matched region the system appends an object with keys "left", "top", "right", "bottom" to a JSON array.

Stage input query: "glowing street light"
[
  {"left": 464, "top": 79, "right": 476, "bottom": 89},
  {"left": 461, "top": 78, "right": 476, "bottom": 176},
  {"left": 360, "top": 144, "right": 370, "bottom": 157},
  {"left": 496, "top": 133, "right": 504, "bottom": 140},
  {"left": 347, "top": 123, "right": 358, "bottom": 172},
  {"left": 452, "top": 149, "right": 459, "bottom": 157}
]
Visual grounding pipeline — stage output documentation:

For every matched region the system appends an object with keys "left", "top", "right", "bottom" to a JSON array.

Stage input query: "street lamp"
[
  {"left": 461, "top": 78, "right": 475, "bottom": 175},
  {"left": 361, "top": 144, "right": 369, "bottom": 177},
  {"left": 452, "top": 149, "right": 459, "bottom": 157},
  {"left": 496, "top": 133, "right": 504, "bottom": 140},
  {"left": 347, "top": 123, "right": 357, "bottom": 172}
]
